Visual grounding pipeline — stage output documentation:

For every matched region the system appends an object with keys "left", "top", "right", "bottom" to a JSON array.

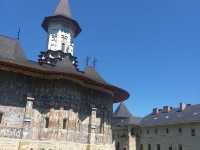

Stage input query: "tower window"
[
  {"left": 157, "top": 144, "right": 160, "bottom": 150},
  {"left": 0, "top": 113, "right": 3, "bottom": 124},
  {"left": 191, "top": 128, "right": 196, "bottom": 136},
  {"left": 45, "top": 117, "right": 49, "bottom": 128},
  {"left": 62, "top": 43, "right": 65, "bottom": 51},
  {"left": 178, "top": 144, "right": 183, "bottom": 150},
  {"left": 63, "top": 118, "right": 67, "bottom": 129}
]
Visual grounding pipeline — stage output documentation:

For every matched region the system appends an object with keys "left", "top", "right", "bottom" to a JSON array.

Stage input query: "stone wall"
[
  {"left": 112, "top": 125, "right": 140, "bottom": 150},
  {"left": 0, "top": 70, "right": 114, "bottom": 147}
]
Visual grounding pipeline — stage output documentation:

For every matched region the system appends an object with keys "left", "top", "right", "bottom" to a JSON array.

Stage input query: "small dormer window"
[{"left": 0, "top": 113, "right": 3, "bottom": 124}]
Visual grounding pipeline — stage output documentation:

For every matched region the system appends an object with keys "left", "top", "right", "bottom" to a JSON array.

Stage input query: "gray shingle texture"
[{"left": 140, "top": 104, "right": 200, "bottom": 127}]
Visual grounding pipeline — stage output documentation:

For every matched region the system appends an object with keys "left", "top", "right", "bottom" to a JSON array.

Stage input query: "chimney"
[
  {"left": 163, "top": 106, "right": 171, "bottom": 113},
  {"left": 153, "top": 108, "right": 159, "bottom": 115},
  {"left": 180, "top": 103, "right": 187, "bottom": 111}
]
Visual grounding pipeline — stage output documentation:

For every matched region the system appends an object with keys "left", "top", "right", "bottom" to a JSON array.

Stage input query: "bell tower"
[{"left": 39, "top": 0, "right": 81, "bottom": 66}]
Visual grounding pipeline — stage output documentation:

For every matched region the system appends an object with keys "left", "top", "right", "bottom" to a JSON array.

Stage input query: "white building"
[{"left": 113, "top": 103, "right": 200, "bottom": 150}]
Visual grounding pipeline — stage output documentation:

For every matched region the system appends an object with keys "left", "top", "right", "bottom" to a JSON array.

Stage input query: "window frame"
[
  {"left": 166, "top": 128, "right": 169, "bottom": 134},
  {"left": 191, "top": 128, "right": 196, "bottom": 136},
  {"left": 178, "top": 128, "right": 182, "bottom": 134},
  {"left": 178, "top": 144, "right": 183, "bottom": 150},
  {"left": 157, "top": 144, "right": 161, "bottom": 150},
  {"left": 63, "top": 118, "right": 67, "bottom": 129},
  {"left": 148, "top": 144, "right": 151, "bottom": 150}
]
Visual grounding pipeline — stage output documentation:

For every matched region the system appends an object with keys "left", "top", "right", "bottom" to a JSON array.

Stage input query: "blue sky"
[{"left": 0, "top": 0, "right": 200, "bottom": 117}]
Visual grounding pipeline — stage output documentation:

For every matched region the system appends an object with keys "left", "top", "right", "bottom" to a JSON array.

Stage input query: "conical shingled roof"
[
  {"left": 42, "top": 0, "right": 81, "bottom": 37},
  {"left": 0, "top": 35, "right": 26, "bottom": 61},
  {"left": 54, "top": 0, "right": 72, "bottom": 18},
  {"left": 113, "top": 103, "right": 142, "bottom": 126},
  {"left": 114, "top": 103, "right": 132, "bottom": 118},
  {"left": 84, "top": 66, "right": 106, "bottom": 84}
]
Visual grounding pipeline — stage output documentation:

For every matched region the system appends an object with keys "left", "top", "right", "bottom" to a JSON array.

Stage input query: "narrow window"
[
  {"left": 178, "top": 128, "right": 182, "bottom": 134},
  {"left": 0, "top": 113, "right": 2, "bottom": 124},
  {"left": 148, "top": 144, "right": 151, "bottom": 150},
  {"left": 140, "top": 129, "right": 142, "bottom": 135},
  {"left": 191, "top": 128, "right": 196, "bottom": 136},
  {"left": 166, "top": 128, "right": 169, "bottom": 134},
  {"left": 116, "top": 142, "right": 120, "bottom": 150},
  {"left": 63, "top": 118, "right": 67, "bottom": 129},
  {"left": 131, "top": 128, "right": 135, "bottom": 136},
  {"left": 169, "top": 145, "right": 172, "bottom": 150},
  {"left": 140, "top": 144, "right": 143, "bottom": 150},
  {"left": 155, "top": 128, "right": 158, "bottom": 134},
  {"left": 147, "top": 129, "right": 150, "bottom": 135},
  {"left": 62, "top": 43, "right": 65, "bottom": 51},
  {"left": 157, "top": 144, "right": 160, "bottom": 150},
  {"left": 178, "top": 144, "right": 183, "bottom": 150},
  {"left": 45, "top": 117, "right": 49, "bottom": 128}
]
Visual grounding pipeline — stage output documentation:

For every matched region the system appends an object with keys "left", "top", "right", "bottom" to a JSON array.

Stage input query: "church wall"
[
  {"left": 0, "top": 70, "right": 114, "bottom": 147},
  {"left": 0, "top": 138, "right": 115, "bottom": 150}
]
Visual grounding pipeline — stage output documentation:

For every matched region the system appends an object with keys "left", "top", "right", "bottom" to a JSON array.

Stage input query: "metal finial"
[
  {"left": 86, "top": 56, "right": 90, "bottom": 66},
  {"left": 93, "top": 57, "right": 97, "bottom": 68},
  {"left": 17, "top": 27, "right": 21, "bottom": 40}
]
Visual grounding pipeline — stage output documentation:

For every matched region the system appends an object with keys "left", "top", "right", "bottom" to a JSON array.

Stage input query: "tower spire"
[
  {"left": 39, "top": 0, "right": 81, "bottom": 66},
  {"left": 54, "top": 0, "right": 72, "bottom": 18}
]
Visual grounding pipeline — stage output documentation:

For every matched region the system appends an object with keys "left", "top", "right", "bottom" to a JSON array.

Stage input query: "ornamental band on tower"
[{"left": 0, "top": 0, "right": 129, "bottom": 150}]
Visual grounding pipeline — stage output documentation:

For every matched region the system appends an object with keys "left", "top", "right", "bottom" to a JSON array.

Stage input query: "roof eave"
[
  {"left": 42, "top": 15, "right": 81, "bottom": 38},
  {"left": 0, "top": 60, "right": 129, "bottom": 103}
]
